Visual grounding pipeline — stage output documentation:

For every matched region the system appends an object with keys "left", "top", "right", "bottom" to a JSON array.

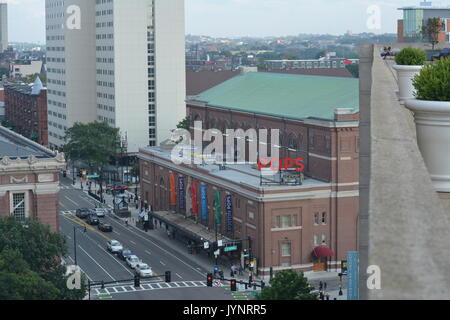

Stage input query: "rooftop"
[
  {"left": 190, "top": 72, "right": 359, "bottom": 121},
  {"left": 3, "top": 77, "right": 45, "bottom": 96},
  {"left": 140, "top": 146, "right": 330, "bottom": 193},
  {"left": 0, "top": 126, "right": 54, "bottom": 159}
]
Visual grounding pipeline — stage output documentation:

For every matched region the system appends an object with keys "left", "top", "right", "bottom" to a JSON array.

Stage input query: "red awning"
[{"left": 312, "top": 246, "right": 334, "bottom": 258}]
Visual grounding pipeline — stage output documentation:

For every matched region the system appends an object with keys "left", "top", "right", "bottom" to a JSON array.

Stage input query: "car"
[
  {"left": 126, "top": 255, "right": 141, "bottom": 269},
  {"left": 95, "top": 208, "right": 106, "bottom": 217},
  {"left": 135, "top": 263, "right": 153, "bottom": 278},
  {"left": 75, "top": 208, "right": 91, "bottom": 219},
  {"left": 98, "top": 222, "right": 113, "bottom": 232},
  {"left": 118, "top": 248, "right": 133, "bottom": 261},
  {"left": 107, "top": 240, "right": 123, "bottom": 253},
  {"left": 86, "top": 214, "right": 99, "bottom": 225},
  {"left": 433, "top": 48, "right": 450, "bottom": 60}
]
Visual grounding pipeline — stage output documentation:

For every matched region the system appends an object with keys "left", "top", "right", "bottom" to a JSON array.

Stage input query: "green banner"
[{"left": 214, "top": 190, "right": 222, "bottom": 226}]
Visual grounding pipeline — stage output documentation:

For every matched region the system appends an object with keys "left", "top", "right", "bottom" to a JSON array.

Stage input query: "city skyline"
[{"left": 5, "top": 0, "right": 429, "bottom": 44}]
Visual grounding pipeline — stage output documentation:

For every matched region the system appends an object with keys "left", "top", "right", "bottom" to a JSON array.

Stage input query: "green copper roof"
[{"left": 191, "top": 72, "right": 359, "bottom": 121}]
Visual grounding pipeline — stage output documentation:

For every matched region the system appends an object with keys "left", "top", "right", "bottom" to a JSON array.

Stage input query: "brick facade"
[
  {"left": 139, "top": 105, "right": 359, "bottom": 274},
  {"left": 4, "top": 80, "right": 48, "bottom": 147}
]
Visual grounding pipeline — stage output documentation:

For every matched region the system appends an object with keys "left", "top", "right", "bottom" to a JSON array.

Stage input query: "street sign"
[
  {"left": 214, "top": 249, "right": 220, "bottom": 256},
  {"left": 224, "top": 245, "right": 238, "bottom": 252},
  {"left": 218, "top": 240, "right": 223, "bottom": 247},
  {"left": 347, "top": 251, "right": 359, "bottom": 300},
  {"left": 214, "top": 265, "right": 219, "bottom": 273},
  {"left": 213, "top": 280, "right": 221, "bottom": 287},
  {"left": 204, "top": 242, "right": 210, "bottom": 249},
  {"left": 87, "top": 175, "right": 100, "bottom": 179}
]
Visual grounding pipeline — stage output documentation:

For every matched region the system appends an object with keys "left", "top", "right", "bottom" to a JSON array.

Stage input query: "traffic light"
[
  {"left": 188, "top": 245, "right": 193, "bottom": 254},
  {"left": 230, "top": 279, "right": 237, "bottom": 292},
  {"left": 165, "top": 271, "right": 171, "bottom": 283},
  {"left": 134, "top": 274, "right": 140, "bottom": 287},
  {"left": 207, "top": 273, "right": 213, "bottom": 287}
]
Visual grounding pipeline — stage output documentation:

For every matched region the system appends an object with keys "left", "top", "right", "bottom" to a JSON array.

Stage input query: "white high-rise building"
[
  {"left": 45, "top": 0, "right": 186, "bottom": 153},
  {"left": 0, "top": 2, "right": 8, "bottom": 52}
]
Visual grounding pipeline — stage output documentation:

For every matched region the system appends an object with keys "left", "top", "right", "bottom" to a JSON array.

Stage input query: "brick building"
[
  {"left": 0, "top": 126, "right": 66, "bottom": 231},
  {"left": 4, "top": 77, "right": 48, "bottom": 146},
  {"left": 139, "top": 72, "right": 359, "bottom": 275}
]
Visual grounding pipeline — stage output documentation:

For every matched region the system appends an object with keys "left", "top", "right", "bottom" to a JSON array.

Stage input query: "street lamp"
[{"left": 73, "top": 225, "right": 87, "bottom": 266}]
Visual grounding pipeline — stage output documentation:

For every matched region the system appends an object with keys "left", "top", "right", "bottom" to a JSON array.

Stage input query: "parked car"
[
  {"left": 98, "top": 222, "right": 113, "bottom": 232},
  {"left": 126, "top": 255, "right": 141, "bottom": 269},
  {"left": 75, "top": 208, "right": 91, "bottom": 219},
  {"left": 95, "top": 208, "right": 106, "bottom": 217},
  {"left": 107, "top": 240, "right": 123, "bottom": 253},
  {"left": 86, "top": 214, "right": 99, "bottom": 225},
  {"left": 118, "top": 248, "right": 133, "bottom": 261},
  {"left": 135, "top": 263, "right": 153, "bottom": 278},
  {"left": 432, "top": 48, "right": 450, "bottom": 60}
]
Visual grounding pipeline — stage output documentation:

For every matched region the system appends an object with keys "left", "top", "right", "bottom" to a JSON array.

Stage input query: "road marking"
[
  {"left": 103, "top": 216, "right": 206, "bottom": 277},
  {"left": 61, "top": 215, "right": 111, "bottom": 241},
  {"left": 176, "top": 273, "right": 183, "bottom": 279},
  {"left": 78, "top": 245, "right": 116, "bottom": 281},
  {"left": 113, "top": 231, "right": 121, "bottom": 236},
  {"left": 145, "top": 250, "right": 152, "bottom": 256},
  {"left": 64, "top": 196, "right": 79, "bottom": 207},
  {"left": 130, "top": 240, "right": 136, "bottom": 245},
  {"left": 95, "top": 243, "right": 134, "bottom": 276},
  {"left": 160, "top": 261, "right": 166, "bottom": 266}
]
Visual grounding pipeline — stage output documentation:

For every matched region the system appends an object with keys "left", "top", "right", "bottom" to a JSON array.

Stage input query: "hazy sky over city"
[{"left": 5, "top": 0, "right": 442, "bottom": 43}]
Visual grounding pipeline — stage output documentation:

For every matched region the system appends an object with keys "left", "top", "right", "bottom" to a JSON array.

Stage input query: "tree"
[
  {"left": 62, "top": 121, "right": 121, "bottom": 171},
  {"left": 0, "top": 67, "right": 9, "bottom": 78},
  {"left": 176, "top": 116, "right": 191, "bottom": 131},
  {"left": 422, "top": 17, "right": 442, "bottom": 50},
  {"left": 256, "top": 270, "right": 318, "bottom": 300},
  {"left": 0, "top": 217, "right": 86, "bottom": 300}
]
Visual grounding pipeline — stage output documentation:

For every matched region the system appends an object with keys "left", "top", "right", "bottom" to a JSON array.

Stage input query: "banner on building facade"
[
  {"left": 201, "top": 184, "right": 208, "bottom": 221},
  {"left": 169, "top": 173, "right": 176, "bottom": 206},
  {"left": 178, "top": 176, "right": 185, "bottom": 209},
  {"left": 214, "top": 190, "right": 222, "bottom": 227},
  {"left": 347, "top": 251, "right": 359, "bottom": 300},
  {"left": 191, "top": 182, "right": 198, "bottom": 217},
  {"left": 225, "top": 194, "right": 233, "bottom": 233}
]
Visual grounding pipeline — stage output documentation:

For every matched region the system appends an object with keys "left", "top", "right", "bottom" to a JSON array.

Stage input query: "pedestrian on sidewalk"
[
  {"left": 125, "top": 218, "right": 128, "bottom": 226},
  {"left": 324, "top": 282, "right": 327, "bottom": 290},
  {"left": 238, "top": 265, "right": 243, "bottom": 276}
]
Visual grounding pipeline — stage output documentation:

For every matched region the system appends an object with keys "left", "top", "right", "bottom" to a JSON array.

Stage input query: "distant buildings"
[
  {"left": 139, "top": 72, "right": 359, "bottom": 275},
  {"left": 0, "top": 126, "right": 65, "bottom": 232},
  {"left": 45, "top": 0, "right": 186, "bottom": 153},
  {"left": 264, "top": 58, "right": 359, "bottom": 71},
  {"left": 9, "top": 60, "right": 43, "bottom": 78},
  {"left": 398, "top": 3, "right": 450, "bottom": 43},
  {"left": 4, "top": 77, "right": 49, "bottom": 146},
  {"left": 0, "top": 3, "right": 7, "bottom": 52}
]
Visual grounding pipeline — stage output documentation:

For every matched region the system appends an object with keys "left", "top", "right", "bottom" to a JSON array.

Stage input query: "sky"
[{"left": 4, "top": 0, "right": 442, "bottom": 43}]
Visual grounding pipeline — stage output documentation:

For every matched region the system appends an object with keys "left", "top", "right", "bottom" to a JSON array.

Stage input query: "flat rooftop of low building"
[
  {"left": 0, "top": 126, "right": 54, "bottom": 159},
  {"left": 189, "top": 71, "right": 359, "bottom": 121},
  {"left": 140, "top": 146, "right": 330, "bottom": 191}
]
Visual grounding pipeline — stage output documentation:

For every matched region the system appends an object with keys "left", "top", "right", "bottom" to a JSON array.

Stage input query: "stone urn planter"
[
  {"left": 405, "top": 57, "right": 450, "bottom": 192},
  {"left": 392, "top": 47, "right": 426, "bottom": 102},
  {"left": 405, "top": 99, "right": 450, "bottom": 192},
  {"left": 392, "top": 64, "right": 423, "bottom": 101}
]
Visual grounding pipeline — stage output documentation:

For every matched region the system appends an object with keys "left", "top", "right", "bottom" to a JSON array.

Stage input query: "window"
[
  {"left": 314, "top": 212, "right": 319, "bottom": 225},
  {"left": 281, "top": 242, "right": 291, "bottom": 257},
  {"left": 321, "top": 212, "right": 327, "bottom": 225},
  {"left": 313, "top": 234, "right": 319, "bottom": 246},
  {"left": 282, "top": 215, "right": 291, "bottom": 228},
  {"left": 292, "top": 214, "right": 298, "bottom": 226},
  {"left": 248, "top": 211, "right": 255, "bottom": 219},
  {"left": 12, "top": 193, "right": 26, "bottom": 222},
  {"left": 275, "top": 216, "right": 281, "bottom": 228},
  {"left": 322, "top": 233, "right": 327, "bottom": 243}
]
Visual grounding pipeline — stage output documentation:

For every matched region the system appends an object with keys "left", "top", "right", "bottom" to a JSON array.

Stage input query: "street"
[{"left": 58, "top": 176, "right": 255, "bottom": 300}]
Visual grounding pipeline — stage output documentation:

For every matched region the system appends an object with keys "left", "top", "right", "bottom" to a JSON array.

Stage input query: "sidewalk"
[{"left": 66, "top": 172, "right": 259, "bottom": 284}]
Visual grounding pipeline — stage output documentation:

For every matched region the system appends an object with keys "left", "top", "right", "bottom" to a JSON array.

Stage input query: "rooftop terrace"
[{"left": 359, "top": 43, "right": 450, "bottom": 299}]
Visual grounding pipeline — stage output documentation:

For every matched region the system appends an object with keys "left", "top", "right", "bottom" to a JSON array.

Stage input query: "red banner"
[
  {"left": 191, "top": 182, "right": 198, "bottom": 216},
  {"left": 169, "top": 173, "right": 176, "bottom": 206}
]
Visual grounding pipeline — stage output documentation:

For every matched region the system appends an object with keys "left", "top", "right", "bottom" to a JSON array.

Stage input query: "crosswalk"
[
  {"left": 60, "top": 210, "right": 76, "bottom": 215},
  {"left": 91, "top": 280, "right": 207, "bottom": 296}
]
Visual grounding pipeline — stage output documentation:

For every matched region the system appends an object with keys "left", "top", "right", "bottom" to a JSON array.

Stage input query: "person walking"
[{"left": 238, "top": 265, "right": 243, "bottom": 276}]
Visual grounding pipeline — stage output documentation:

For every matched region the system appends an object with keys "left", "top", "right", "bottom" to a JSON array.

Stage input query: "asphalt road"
[{"left": 58, "top": 177, "right": 244, "bottom": 300}]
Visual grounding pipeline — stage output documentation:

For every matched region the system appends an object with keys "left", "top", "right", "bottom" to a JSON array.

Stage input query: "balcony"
[{"left": 359, "top": 43, "right": 450, "bottom": 299}]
